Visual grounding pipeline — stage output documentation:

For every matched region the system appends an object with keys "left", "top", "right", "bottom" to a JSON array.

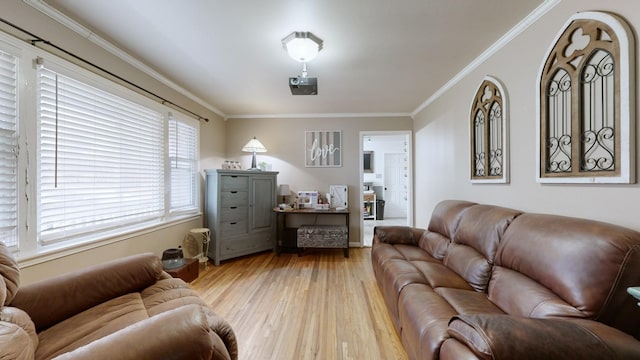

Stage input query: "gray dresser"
[{"left": 205, "top": 169, "right": 278, "bottom": 265}]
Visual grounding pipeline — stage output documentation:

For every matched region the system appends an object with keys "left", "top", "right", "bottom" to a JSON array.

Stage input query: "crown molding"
[
  {"left": 411, "top": 0, "right": 561, "bottom": 117},
  {"left": 23, "top": 0, "right": 226, "bottom": 119},
  {"left": 225, "top": 112, "right": 413, "bottom": 120}
]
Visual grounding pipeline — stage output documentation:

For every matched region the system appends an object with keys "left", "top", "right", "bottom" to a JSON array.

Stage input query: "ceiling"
[{"left": 42, "top": 0, "right": 545, "bottom": 119}]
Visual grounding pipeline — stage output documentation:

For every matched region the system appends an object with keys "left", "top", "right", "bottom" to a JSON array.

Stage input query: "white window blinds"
[
  {"left": 0, "top": 51, "right": 17, "bottom": 248},
  {"left": 38, "top": 67, "right": 164, "bottom": 244},
  {"left": 168, "top": 115, "right": 198, "bottom": 212}
]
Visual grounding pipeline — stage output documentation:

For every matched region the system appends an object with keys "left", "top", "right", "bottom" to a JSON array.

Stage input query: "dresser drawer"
[
  {"left": 220, "top": 206, "right": 247, "bottom": 222},
  {"left": 220, "top": 233, "right": 272, "bottom": 255},
  {"left": 220, "top": 175, "right": 248, "bottom": 191},
  {"left": 220, "top": 191, "right": 248, "bottom": 206},
  {"left": 220, "top": 220, "right": 248, "bottom": 237}
]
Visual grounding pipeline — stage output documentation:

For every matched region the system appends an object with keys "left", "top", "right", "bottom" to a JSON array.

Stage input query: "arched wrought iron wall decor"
[
  {"left": 470, "top": 75, "right": 509, "bottom": 183},
  {"left": 536, "top": 11, "right": 635, "bottom": 183}
]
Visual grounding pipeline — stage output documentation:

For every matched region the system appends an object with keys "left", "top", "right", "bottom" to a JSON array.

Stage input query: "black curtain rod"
[{"left": 0, "top": 17, "right": 209, "bottom": 123}]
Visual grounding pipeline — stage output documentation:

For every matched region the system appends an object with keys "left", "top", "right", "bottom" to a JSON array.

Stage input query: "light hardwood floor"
[{"left": 191, "top": 248, "right": 407, "bottom": 360}]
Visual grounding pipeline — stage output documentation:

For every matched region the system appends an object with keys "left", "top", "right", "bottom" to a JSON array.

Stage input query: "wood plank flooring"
[{"left": 191, "top": 248, "right": 407, "bottom": 360}]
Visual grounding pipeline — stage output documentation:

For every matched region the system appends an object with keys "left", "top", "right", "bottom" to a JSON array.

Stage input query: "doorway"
[{"left": 360, "top": 131, "right": 413, "bottom": 246}]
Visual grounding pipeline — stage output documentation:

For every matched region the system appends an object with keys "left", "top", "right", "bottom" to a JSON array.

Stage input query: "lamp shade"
[
  {"left": 242, "top": 137, "right": 267, "bottom": 153},
  {"left": 278, "top": 184, "right": 290, "bottom": 196},
  {"left": 282, "top": 31, "right": 323, "bottom": 63}
]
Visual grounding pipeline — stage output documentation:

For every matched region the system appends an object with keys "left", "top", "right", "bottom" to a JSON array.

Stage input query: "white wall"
[{"left": 413, "top": 0, "right": 640, "bottom": 230}]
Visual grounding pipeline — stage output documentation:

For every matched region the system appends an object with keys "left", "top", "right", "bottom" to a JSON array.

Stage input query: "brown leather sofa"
[
  {"left": 372, "top": 200, "right": 640, "bottom": 360},
  {"left": 0, "top": 243, "right": 237, "bottom": 360}
]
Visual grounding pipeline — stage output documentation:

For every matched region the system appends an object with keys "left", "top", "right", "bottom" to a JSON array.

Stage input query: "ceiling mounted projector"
[{"left": 289, "top": 76, "right": 317, "bottom": 95}]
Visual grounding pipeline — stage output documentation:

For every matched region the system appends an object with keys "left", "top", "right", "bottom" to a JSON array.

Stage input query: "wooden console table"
[{"left": 273, "top": 208, "right": 350, "bottom": 257}]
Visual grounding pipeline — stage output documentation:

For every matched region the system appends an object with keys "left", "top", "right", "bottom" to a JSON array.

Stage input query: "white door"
[{"left": 383, "top": 153, "right": 408, "bottom": 218}]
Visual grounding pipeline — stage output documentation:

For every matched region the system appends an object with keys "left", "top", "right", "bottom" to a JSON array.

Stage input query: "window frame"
[
  {"left": 167, "top": 112, "right": 200, "bottom": 215},
  {"left": 0, "top": 31, "right": 201, "bottom": 261}
]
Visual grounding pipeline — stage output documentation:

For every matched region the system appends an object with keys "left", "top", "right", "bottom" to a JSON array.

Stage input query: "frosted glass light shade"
[{"left": 282, "top": 32, "right": 323, "bottom": 63}]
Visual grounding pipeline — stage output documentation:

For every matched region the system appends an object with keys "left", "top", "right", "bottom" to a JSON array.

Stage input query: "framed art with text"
[{"left": 305, "top": 130, "right": 342, "bottom": 167}]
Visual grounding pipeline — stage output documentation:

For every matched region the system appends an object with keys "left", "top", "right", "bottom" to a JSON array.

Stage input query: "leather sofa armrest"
[
  {"left": 11, "top": 253, "right": 163, "bottom": 331},
  {"left": 373, "top": 226, "right": 425, "bottom": 246},
  {"left": 52, "top": 304, "right": 234, "bottom": 360},
  {"left": 447, "top": 314, "right": 640, "bottom": 360}
]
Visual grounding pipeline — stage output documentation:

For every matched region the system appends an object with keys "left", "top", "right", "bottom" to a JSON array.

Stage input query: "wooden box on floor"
[{"left": 165, "top": 258, "right": 199, "bottom": 282}]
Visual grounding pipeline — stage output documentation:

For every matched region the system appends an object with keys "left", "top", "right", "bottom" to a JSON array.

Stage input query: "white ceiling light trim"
[{"left": 282, "top": 31, "right": 323, "bottom": 62}]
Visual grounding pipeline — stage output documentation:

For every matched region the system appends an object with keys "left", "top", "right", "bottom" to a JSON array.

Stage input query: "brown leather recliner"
[{"left": 0, "top": 242, "right": 237, "bottom": 360}]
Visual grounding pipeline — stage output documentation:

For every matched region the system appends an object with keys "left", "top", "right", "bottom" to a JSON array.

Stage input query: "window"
[
  {"left": 537, "top": 11, "right": 635, "bottom": 183},
  {"left": 0, "top": 50, "right": 18, "bottom": 248},
  {"left": 168, "top": 113, "right": 199, "bottom": 213},
  {"left": 470, "top": 76, "right": 509, "bottom": 183},
  {"left": 38, "top": 65, "right": 165, "bottom": 244},
  {"left": 0, "top": 32, "right": 202, "bottom": 260}
]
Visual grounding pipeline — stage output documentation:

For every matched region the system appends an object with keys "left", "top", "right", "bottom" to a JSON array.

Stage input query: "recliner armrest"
[
  {"left": 11, "top": 253, "right": 163, "bottom": 331},
  {"left": 447, "top": 314, "right": 640, "bottom": 360},
  {"left": 373, "top": 226, "right": 424, "bottom": 246},
  {"left": 51, "top": 304, "right": 234, "bottom": 360}
]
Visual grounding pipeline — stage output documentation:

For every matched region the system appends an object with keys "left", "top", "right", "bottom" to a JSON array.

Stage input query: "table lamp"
[
  {"left": 278, "top": 184, "right": 290, "bottom": 205},
  {"left": 242, "top": 136, "right": 267, "bottom": 170}
]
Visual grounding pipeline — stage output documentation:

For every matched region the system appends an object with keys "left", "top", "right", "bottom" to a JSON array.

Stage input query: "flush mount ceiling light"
[{"left": 281, "top": 31, "right": 323, "bottom": 62}]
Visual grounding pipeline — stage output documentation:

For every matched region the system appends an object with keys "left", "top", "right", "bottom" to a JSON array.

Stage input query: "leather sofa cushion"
[
  {"left": 376, "top": 259, "right": 428, "bottom": 330},
  {"left": 1, "top": 306, "right": 38, "bottom": 350},
  {"left": 398, "top": 285, "right": 505, "bottom": 360},
  {"left": 372, "top": 242, "right": 440, "bottom": 282},
  {"left": 443, "top": 243, "right": 492, "bottom": 292},
  {"left": 0, "top": 306, "right": 38, "bottom": 360},
  {"left": 418, "top": 232, "right": 450, "bottom": 260},
  {"left": 411, "top": 261, "right": 472, "bottom": 290},
  {"left": 0, "top": 242, "right": 20, "bottom": 305},
  {"left": 427, "top": 200, "right": 476, "bottom": 240},
  {"left": 435, "top": 288, "right": 504, "bottom": 315},
  {"left": 35, "top": 277, "right": 220, "bottom": 360},
  {"left": 374, "top": 254, "right": 475, "bottom": 333},
  {"left": 398, "top": 283, "right": 457, "bottom": 360},
  {"left": 12, "top": 253, "right": 164, "bottom": 332},
  {"left": 444, "top": 205, "right": 521, "bottom": 292},
  {"left": 36, "top": 293, "right": 149, "bottom": 359},
  {"left": 141, "top": 278, "right": 208, "bottom": 316},
  {"left": 0, "top": 320, "right": 34, "bottom": 360},
  {"left": 488, "top": 266, "right": 583, "bottom": 317},
  {"left": 493, "top": 213, "right": 640, "bottom": 326}
]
